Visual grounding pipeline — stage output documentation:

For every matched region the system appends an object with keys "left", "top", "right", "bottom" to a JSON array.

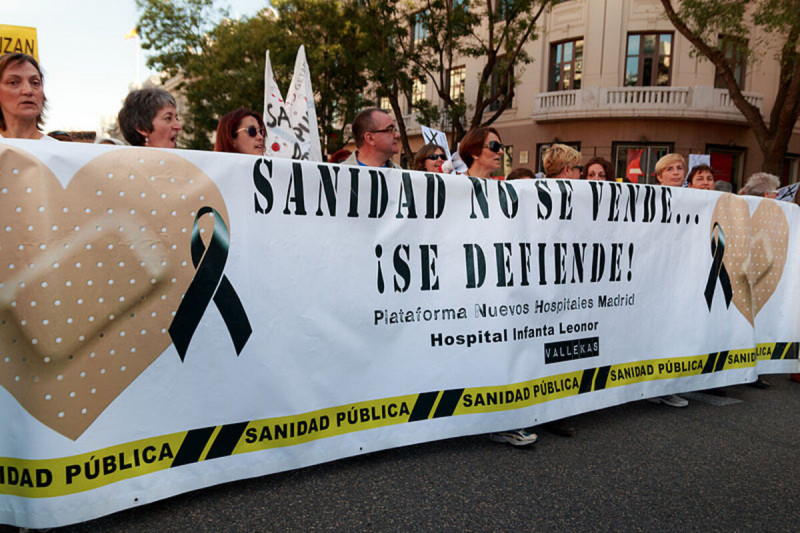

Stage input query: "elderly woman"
[
  {"left": 118, "top": 87, "right": 182, "bottom": 148},
  {"left": 654, "top": 153, "right": 685, "bottom": 187},
  {"left": 581, "top": 156, "right": 613, "bottom": 181},
  {"left": 739, "top": 172, "right": 780, "bottom": 198},
  {"left": 214, "top": 108, "right": 266, "bottom": 156},
  {"left": 0, "top": 53, "right": 52, "bottom": 140},
  {"left": 412, "top": 143, "right": 447, "bottom": 173},
  {"left": 459, "top": 127, "right": 504, "bottom": 179},
  {"left": 543, "top": 144, "right": 581, "bottom": 179}
]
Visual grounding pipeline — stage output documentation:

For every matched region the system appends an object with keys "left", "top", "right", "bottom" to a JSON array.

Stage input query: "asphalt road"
[{"left": 3, "top": 377, "right": 799, "bottom": 532}]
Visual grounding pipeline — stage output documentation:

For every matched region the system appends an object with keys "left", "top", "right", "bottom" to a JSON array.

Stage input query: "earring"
[{"left": 144, "top": 136, "right": 149, "bottom": 145}]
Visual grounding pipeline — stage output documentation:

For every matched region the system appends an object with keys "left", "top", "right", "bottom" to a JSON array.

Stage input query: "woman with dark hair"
[
  {"left": 117, "top": 87, "right": 182, "bottom": 148},
  {"left": 581, "top": 156, "right": 613, "bottom": 181},
  {"left": 412, "top": 143, "right": 446, "bottom": 173},
  {"left": 214, "top": 108, "right": 266, "bottom": 156},
  {"left": 0, "top": 53, "right": 52, "bottom": 140},
  {"left": 459, "top": 127, "right": 503, "bottom": 179}
]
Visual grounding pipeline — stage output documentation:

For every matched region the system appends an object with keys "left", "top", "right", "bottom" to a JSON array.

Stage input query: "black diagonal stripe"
[
  {"left": 205, "top": 422, "right": 249, "bottom": 460},
  {"left": 702, "top": 353, "right": 719, "bottom": 374},
  {"left": 578, "top": 368, "right": 596, "bottom": 394},
  {"left": 771, "top": 343, "right": 787, "bottom": 360},
  {"left": 714, "top": 351, "right": 728, "bottom": 372},
  {"left": 408, "top": 391, "right": 440, "bottom": 422},
  {"left": 786, "top": 343, "right": 799, "bottom": 360},
  {"left": 432, "top": 389, "right": 464, "bottom": 418},
  {"left": 593, "top": 366, "right": 611, "bottom": 391},
  {"left": 171, "top": 426, "right": 216, "bottom": 467}
]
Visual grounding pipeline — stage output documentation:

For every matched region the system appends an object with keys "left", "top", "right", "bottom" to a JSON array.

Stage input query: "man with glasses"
[{"left": 343, "top": 108, "right": 402, "bottom": 169}]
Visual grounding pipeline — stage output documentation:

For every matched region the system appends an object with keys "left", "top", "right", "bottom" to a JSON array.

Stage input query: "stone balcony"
[{"left": 532, "top": 86, "right": 764, "bottom": 124}]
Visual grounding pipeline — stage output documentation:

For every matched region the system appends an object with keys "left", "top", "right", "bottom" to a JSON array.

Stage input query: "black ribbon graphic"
[
  {"left": 704, "top": 222, "right": 733, "bottom": 310},
  {"left": 169, "top": 206, "right": 252, "bottom": 361}
]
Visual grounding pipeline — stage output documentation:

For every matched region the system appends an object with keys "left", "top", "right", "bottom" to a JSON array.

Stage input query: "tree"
[
  {"left": 356, "top": 0, "right": 417, "bottom": 163},
  {"left": 407, "top": 0, "right": 554, "bottom": 144},
  {"left": 272, "top": 0, "right": 370, "bottom": 155},
  {"left": 659, "top": 0, "right": 800, "bottom": 176}
]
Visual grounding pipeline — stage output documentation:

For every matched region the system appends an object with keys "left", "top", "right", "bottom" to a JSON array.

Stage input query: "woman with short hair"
[
  {"left": 214, "top": 108, "right": 266, "bottom": 156},
  {"left": 654, "top": 153, "right": 686, "bottom": 187},
  {"left": 543, "top": 144, "right": 581, "bottom": 179},
  {"left": 0, "top": 53, "right": 52, "bottom": 140},
  {"left": 412, "top": 143, "right": 447, "bottom": 173},
  {"left": 118, "top": 87, "right": 182, "bottom": 148},
  {"left": 581, "top": 156, "right": 613, "bottom": 181},
  {"left": 459, "top": 127, "right": 504, "bottom": 179}
]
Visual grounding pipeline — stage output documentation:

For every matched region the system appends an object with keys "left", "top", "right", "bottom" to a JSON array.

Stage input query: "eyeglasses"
[
  {"left": 484, "top": 141, "right": 504, "bottom": 153},
  {"left": 426, "top": 154, "right": 447, "bottom": 161},
  {"left": 235, "top": 126, "right": 266, "bottom": 138},
  {"left": 369, "top": 125, "right": 397, "bottom": 135}
]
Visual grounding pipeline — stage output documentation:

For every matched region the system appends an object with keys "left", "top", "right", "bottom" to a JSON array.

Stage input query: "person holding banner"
[
  {"left": 687, "top": 164, "right": 715, "bottom": 190},
  {"left": 0, "top": 53, "right": 52, "bottom": 141},
  {"left": 654, "top": 153, "right": 686, "bottom": 187},
  {"left": 459, "top": 127, "right": 504, "bottom": 179},
  {"left": 543, "top": 144, "right": 582, "bottom": 180},
  {"left": 214, "top": 108, "right": 267, "bottom": 156},
  {"left": 118, "top": 87, "right": 182, "bottom": 148},
  {"left": 412, "top": 143, "right": 447, "bottom": 173},
  {"left": 739, "top": 172, "right": 780, "bottom": 198},
  {"left": 343, "top": 108, "right": 401, "bottom": 169},
  {"left": 581, "top": 157, "right": 613, "bottom": 181}
]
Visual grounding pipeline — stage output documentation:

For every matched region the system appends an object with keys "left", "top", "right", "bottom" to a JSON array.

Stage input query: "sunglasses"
[
  {"left": 484, "top": 141, "right": 504, "bottom": 153},
  {"left": 426, "top": 154, "right": 447, "bottom": 161},
  {"left": 235, "top": 125, "right": 266, "bottom": 138}
]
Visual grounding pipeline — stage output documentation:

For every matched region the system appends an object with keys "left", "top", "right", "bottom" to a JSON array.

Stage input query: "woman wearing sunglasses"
[
  {"left": 214, "top": 108, "right": 267, "bottom": 156},
  {"left": 459, "top": 127, "right": 504, "bottom": 179},
  {"left": 412, "top": 143, "right": 447, "bottom": 173}
]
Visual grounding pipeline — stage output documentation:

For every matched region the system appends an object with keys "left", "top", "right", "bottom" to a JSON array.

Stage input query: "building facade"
[{"left": 397, "top": 0, "right": 800, "bottom": 189}]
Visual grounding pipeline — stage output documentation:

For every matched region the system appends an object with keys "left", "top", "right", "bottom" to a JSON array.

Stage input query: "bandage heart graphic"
[
  {"left": 0, "top": 145, "right": 242, "bottom": 440},
  {"left": 709, "top": 194, "right": 789, "bottom": 326}
]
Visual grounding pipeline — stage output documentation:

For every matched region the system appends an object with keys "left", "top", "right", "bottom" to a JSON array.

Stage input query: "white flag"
[
  {"left": 420, "top": 126, "right": 451, "bottom": 159},
  {"left": 263, "top": 50, "right": 296, "bottom": 159},
  {"left": 286, "top": 45, "right": 322, "bottom": 162}
]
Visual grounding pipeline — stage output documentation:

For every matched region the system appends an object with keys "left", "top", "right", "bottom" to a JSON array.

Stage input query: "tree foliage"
[
  {"left": 660, "top": 0, "right": 800, "bottom": 175},
  {"left": 407, "top": 0, "right": 554, "bottom": 144}
]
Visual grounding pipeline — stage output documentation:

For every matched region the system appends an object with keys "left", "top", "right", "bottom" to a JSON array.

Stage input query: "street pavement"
[{"left": 3, "top": 377, "right": 799, "bottom": 532}]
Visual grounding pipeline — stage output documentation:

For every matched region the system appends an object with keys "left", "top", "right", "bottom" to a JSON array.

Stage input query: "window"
[
  {"left": 706, "top": 144, "right": 746, "bottom": 191},
  {"left": 536, "top": 141, "right": 581, "bottom": 174},
  {"left": 783, "top": 153, "right": 800, "bottom": 186},
  {"left": 410, "top": 78, "right": 427, "bottom": 113},
  {"left": 489, "top": 56, "right": 512, "bottom": 112},
  {"left": 624, "top": 33, "right": 672, "bottom": 87},
  {"left": 449, "top": 66, "right": 466, "bottom": 102},
  {"left": 550, "top": 39, "right": 583, "bottom": 91},
  {"left": 715, "top": 36, "right": 747, "bottom": 89},
  {"left": 411, "top": 11, "right": 428, "bottom": 49},
  {"left": 379, "top": 96, "right": 392, "bottom": 112},
  {"left": 611, "top": 141, "right": 673, "bottom": 184}
]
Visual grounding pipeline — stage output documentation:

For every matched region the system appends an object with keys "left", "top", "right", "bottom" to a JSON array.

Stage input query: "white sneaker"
[
  {"left": 488, "top": 429, "right": 538, "bottom": 446},
  {"left": 646, "top": 394, "right": 688, "bottom": 408}
]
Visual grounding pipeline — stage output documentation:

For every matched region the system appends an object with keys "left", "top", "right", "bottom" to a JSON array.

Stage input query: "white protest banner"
[
  {"left": 263, "top": 50, "right": 295, "bottom": 159},
  {"left": 285, "top": 45, "right": 322, "bottom": 162},
  {"left": 0, "top": 139, "right": 798, "bottom": 528},
  {"left": 421, "top": 126, "right": 451, "bottom": 159},
  {"left": 263, "top": 47, "right": 321, "bottom": 161},
  {"left": 777, "top": 182, "right": 798, "bottom": 202}
]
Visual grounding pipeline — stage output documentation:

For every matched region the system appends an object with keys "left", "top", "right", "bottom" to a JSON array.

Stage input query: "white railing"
[
  {"left": 605, "top": 86, "right": 690, "bottom": 106},
  {"left": 532, "top": 86, "right": 764, "bottom": 121},
  {"left": 536, "top": 90, "right": 578, "bottom": 111}
]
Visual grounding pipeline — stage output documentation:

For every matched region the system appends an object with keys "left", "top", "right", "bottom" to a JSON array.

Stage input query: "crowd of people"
[{"left": 2, "top": 52, "right": 798, "bottom": 447}]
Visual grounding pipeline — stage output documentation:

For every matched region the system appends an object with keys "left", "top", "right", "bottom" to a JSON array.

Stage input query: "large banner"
[{"left": 1, "top": 140, "right": 798, "bottom": 528}]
